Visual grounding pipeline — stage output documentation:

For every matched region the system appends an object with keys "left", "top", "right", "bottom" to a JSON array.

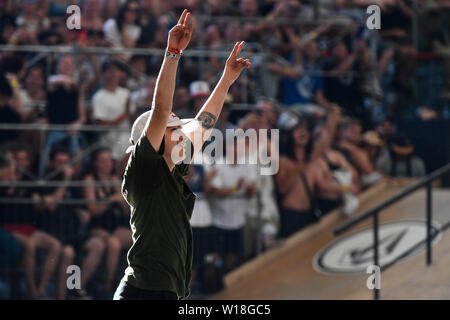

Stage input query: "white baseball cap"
[
  {"left": 125, "top": 110, "right": 194, "bottom": 154},
  {"left": 189, "top": 81, "right": 210, "bottom": 98}
]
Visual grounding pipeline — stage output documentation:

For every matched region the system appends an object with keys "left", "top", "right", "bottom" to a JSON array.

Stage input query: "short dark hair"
[
  {"left": 0, "top": 155, "right": 11, "bottom": 171},
  {"left": 91, "top": 147, "right": 111, "bottom": 163},
  {"left": 6, "top": 141, "right": 30, "bottom": 154},
  {"left": 342, "top": 118, "right": 362, "bottom": 130},
  {"left": 49, "top": 144, "right": 70, "bottom": 161}
]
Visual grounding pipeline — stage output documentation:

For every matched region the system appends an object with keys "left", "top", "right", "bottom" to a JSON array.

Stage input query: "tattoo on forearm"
[{"left": 198, "top": 111, "right": 217, "bottom": 129}]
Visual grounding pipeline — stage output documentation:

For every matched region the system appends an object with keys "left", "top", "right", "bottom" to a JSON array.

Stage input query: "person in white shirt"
[
  {"left": 208, "top": 137, "right": 258, "bottom": 272},
  {"left": 92, "top": 61, "right": 131, "bottom": 164}
]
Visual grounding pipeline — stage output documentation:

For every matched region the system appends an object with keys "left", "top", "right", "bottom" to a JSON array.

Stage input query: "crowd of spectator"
[{"left": 0, "top": 0, "right": 448, "bottom": 299}]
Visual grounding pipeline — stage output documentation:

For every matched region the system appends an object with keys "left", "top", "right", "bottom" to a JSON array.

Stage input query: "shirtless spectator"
[{"left": 276, "top": 118, "right": 359, "bottom": 237}]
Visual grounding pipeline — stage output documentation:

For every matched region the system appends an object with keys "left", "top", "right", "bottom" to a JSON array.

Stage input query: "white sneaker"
[
  {"left": 361, "top": 172, "right": 383, "bottom": 187},
  {"left": 334, "top": 169, "right": 352, "bottom": 186},
  {"left": 342, "top": 192, "right": 359, "bottom": 217}
]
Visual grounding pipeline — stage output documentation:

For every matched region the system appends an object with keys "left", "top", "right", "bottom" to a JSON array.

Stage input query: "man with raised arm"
[{"left": 113, "top": 9, "right": 251, "bottom": 300}]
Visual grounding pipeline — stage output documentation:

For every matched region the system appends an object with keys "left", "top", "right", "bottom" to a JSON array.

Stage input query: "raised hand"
[
  {"left": 167, "top": 9, "right": 194, "bottom": 52},
  {"left": 223, "top": 41, "right": 251, "bottom": 84}
]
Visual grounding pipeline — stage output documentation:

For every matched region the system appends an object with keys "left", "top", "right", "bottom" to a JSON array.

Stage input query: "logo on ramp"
[{"left": 313, "top": 220, "right": 441, "bottom": 275}]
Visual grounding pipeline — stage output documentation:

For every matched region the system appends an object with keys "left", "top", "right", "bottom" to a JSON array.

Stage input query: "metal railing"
[{"left": 333, "top": 162, "right": 450, "bottom": 300}]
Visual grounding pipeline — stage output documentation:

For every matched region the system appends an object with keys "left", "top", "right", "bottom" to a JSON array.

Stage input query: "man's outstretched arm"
[
  {"left": 145, "top": 9, "right": 193, "bottom": 151},
  {"left": 185, "top": 41, "right": 251, "bottom": 157}
]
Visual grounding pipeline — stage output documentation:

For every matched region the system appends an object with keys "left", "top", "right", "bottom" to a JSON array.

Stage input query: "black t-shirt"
[
  {"left": 323, "top": 59, "right": 365, "bottom": 119},
  {"left": 121, "top": 134, "right": 195, "bottom": 299},
  {"left": 0, "top": 180, "right": 35, "bottom": 227},
  {"left": 381, "top": 7, "right": 411, "bottom": 32},
  {"left": 46, "top": 85, "right": 79, "bottom": 124},
  {"left": 35, "top": 172, "right": 79, "bottom": 243},
  {"left": 0, "top": 103, "right": 21, "bottom": 144}
]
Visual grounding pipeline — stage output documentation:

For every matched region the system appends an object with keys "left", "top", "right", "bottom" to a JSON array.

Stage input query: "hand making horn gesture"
[
  {"left": 223, "top": 41, "right": 252, "bottom": 84},
  {"left": 167, "top": 9, "right": 194, "bottom": 52}
]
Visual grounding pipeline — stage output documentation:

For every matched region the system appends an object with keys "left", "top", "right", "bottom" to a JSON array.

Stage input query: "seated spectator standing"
[
  {"left": 18, "top": 66, "right": 48, "bottom": 158},
  {"left": 103, "top": 0, "right": 142, "bottom": 50},
  {"left": 0, "top": 157, "right": 22, "bottom": 276},
  {"left": 82, "top": 147, "right": 131, "bottom": 296},
  {"left": 41, "top": 55, "right": 86, "bottom": 176},
  {"left": 0, "top": 228, "right": 22, "bottom": 276},
  {"left": 361, "top": 131, "right": 385, "bottom": 172},
  {"left": 8, "top": 141, "right": 38, "bottom": 182},
  {"left": 0, "top": 64, "right": 26, "bottom": 146},
  {"left": 0, "top": 154, "right": 62, "bottom": 300},
  {"left": 19, "top": 65, "right": 47, "bottom": 122},
  {"left": 280, "top": 39, "right": 336, "bottom": 113},
  {"left": 376, "top": 134, "right": 426, "bottom": 178},
  {"left": 33, "top": 145, "right": 81, "bottom": 300},
  {"left": 379, "top": 0, "right": 417, "bottom": 117},
  {"left": 34, "top": 147, "right": 105, "bottom": 300},
  {"left": 336, "top": 118, "right": 379, "bottom": 186},
  {"left": 14, "top": 0, "right": 50, "bottom": 43},
  {"left": 92, "top": 60, "right": 131, "bottom": 169},
  {"left": 324, "top": 38, "right": 370, "bottom": 128}
]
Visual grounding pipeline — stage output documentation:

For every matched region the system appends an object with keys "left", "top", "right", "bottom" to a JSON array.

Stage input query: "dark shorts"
[
  {"left": 192, "top": 226, "right": 215, "bottom": 267},
  {"left": 89, "top": 205, "right": 130, "bottom": 234},
  {"left": 113, "top": 280, "right": 178, "bottom": 300},
  {"left": 279, "top": 208, "right": 319, "bottom": 238},
  {"left": 317, "top": 198, "right": 342, "bottom": 215},
  {"left": 0, "top": 228, "right": 22, "bottom": 268},
  {"left": 211, "top": 226, "right": 243, "bottom": 256}
]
